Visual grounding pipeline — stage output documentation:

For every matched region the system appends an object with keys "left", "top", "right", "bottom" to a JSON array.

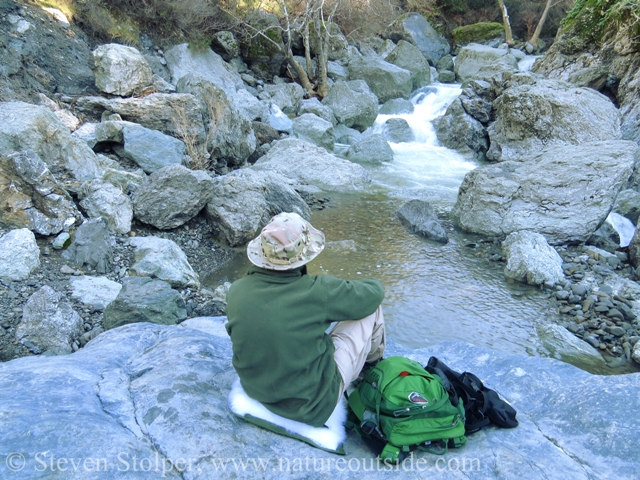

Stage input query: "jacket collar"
[{"left": 247, "top": 265, "right": 307, "bottom": 280}]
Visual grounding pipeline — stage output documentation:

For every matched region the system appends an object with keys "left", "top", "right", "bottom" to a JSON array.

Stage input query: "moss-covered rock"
[
  {"left": 452, "top": 22, "right": 504, "bottom": 46},
  {"left": 238, "top": 10, "right": 285, "bottom": 79}
]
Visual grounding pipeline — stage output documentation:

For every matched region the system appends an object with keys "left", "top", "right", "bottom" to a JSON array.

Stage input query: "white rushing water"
[
  {"left": 518, "top": 55, "right": 543, "bottom": 72},
  {"left": 607, "top": 212, "right": 636, "bottom": 247},
  {"left": 361, "top": 84, "right": 477, "bottom": 207}
]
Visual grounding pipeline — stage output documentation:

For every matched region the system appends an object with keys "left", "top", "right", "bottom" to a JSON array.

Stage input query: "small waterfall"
[
  {"left": 607, "top": 212, "right": 636, "bottom": 247},
  {"left": 518, "top": 55, "right": 542, "bottom": 72}
]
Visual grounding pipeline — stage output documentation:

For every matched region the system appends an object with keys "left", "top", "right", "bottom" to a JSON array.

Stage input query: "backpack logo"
[{"left": 409, "top": 392, "right": 428, "bottom": 404}]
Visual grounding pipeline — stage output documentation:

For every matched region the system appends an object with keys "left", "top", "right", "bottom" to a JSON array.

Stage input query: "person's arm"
[{"left": 321, "top": 275, "right": 384, "bottom": 322}]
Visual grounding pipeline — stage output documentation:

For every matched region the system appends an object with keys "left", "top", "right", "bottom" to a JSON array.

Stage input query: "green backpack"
[{"left": 347, "top": 356, "right": 467, "bottom": 463}]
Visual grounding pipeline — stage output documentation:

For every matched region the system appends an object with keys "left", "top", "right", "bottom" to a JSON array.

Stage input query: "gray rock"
[
  {"left": 264, "top": 83, "right": 305, "bottom": 115},
  {"left": 437, "top": 54, "right": 454, "bottom": 72},
  {"left": 387, "top": 13, "right": 450, "bottom": 65},
  {"left": 206, "top": 169, "right": 311, "bottom": 247},
  {"left": 265, "top": 104, "right": 293, "bottom": 133},
  {"left": 0, "top": 229, "right": 40, "bottom": 281},
  {"left": 345, "top": 134, "right": 394, "bottom": 164},
  {"left": 71, "top": 122, "right": 98, "bottom": 149},
  {"left": 438, "top": 70, "right": 456, "bottom": 83},
  {"left": 396, "top": 200, "right": 448, "bottom": 243},
  {"left": 16, "top": 286, "right": 83, "bottom": 352},
  {"left": 211, "top": 31, "right": 239, "bottom": 62},
  {"left": 79, "top": 180, "right": 133, "bottom": 234},
  {"left": 120, "top": 123, "right": 186, "bottom": 174},
  {"left": 460, "top": 79, "right": 495, "bottom": 124},
  {"left": 132, "top": 164, "right": 215, "bottom": 230},
  {"left": 322, "top": 80, "right": 378, "bottom": 132},
  {"left": 0, "top": 101, "right": 103, "bottom": 182},
  {"left": 164, "top": 43, "right": 245, "bottom": 98},
  {"left": 130, "top": 236, "right": 200, "bottom": 289},
  {"left": 379, "top": 98, "right": 414, "bottom": 115},
  {"left": 75, "top": 94, "right": 206, "bottom": 148},
  {"left": 62, "top": 218, "right": 113, "bottom": 274},
  {"left": 52, "top": 232, "right": 70, "bottom": 250},
  {"left": 298, "top": 98, "right": 337, "bottom": 125},
  {"left": 101, "top": 167, "right": 146, "bottom": 195},
  {"left": 145, "top": 54, "right": 171, "bottom": 82},
  {"left": 455, "top": 44, "right": 519, "bottom": 83},
  {"left": 382, "top": 118, "right": 415, "bottom": 143},
  {"left": 0, "top": 150, "right": 81, "bottom": 235},
  {"left": 384, "top": 40, "right": 430, "bottom": 91},
  {"left": 634, "top": 341, "right": 640, "bottom": 364},
  {"left": 239, "top": 10, "right": 286, "bottom": 79},
  {"left": 92, "top": 44, "right": 153, "bottom": 96},
  {"left": 253, "top": 138, "right": 371, "bottom": 191},
  {"left": 327, "top": 60, "right": 349, "bottom": 81},
  {"left": 587, "top": 221, "right": 621, "bottom": 254},
  {"left": 567, "top": 66, "right": 609, "bottom": 91},
  {"left": 453, "top": 141, "right": 637, "bottom": 244},
  {"left": 434, "top": 98, "right": 487, "bottom": 160},
  {"left": 103, "top": 277, "right": 187, "bottom": 330},
  {"left": 333, "top": 125, "right": 362, "bottom": 145},
  {"left": 69, "top": 276, "right": 123, "bottom": 311},
  {"left": 487, "top": 80, "right": 622, "bottom": 162},
  {"left": 348, "top": 55, "right": 412, "bottom": 104},
  {"left": 292, "top": 113, "right": 334, "bottom": 151},
  {"left": 536, "top": 322, "right": 606, "bottom": 371},
  {"left": 502, "top": 231, "right": 564, "bottom": 285},
  {"left": 176, "top": 74, "right": 257, "bottom": 168},
  {"left": 233, "top": 89, "right": 267, "bottom": 122},
  {"left": 2, "top": 322, "right": 637, "bottom": 479}
]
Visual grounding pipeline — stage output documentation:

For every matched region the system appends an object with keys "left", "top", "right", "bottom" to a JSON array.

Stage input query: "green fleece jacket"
[{"left": 225, "top": 265, "right": 384, "bottom": 427}]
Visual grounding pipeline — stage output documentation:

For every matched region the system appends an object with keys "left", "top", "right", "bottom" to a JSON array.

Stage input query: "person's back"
[{"left": 226, "top": 212, "right": 385, "bottom": 428}]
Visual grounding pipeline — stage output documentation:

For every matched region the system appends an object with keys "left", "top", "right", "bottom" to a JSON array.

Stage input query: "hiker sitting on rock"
[{"left": 226, "top": 212, "right": 385, "bottom": 427}]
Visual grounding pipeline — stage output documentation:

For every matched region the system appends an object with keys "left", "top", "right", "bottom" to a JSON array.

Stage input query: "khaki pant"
[{"left": 330, "top": 305, "right": 386, "bottom": 394}]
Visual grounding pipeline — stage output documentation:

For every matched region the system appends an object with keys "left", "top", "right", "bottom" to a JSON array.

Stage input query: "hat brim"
[{"left": 247, "top": 223, "right": 325, "bottom": 271}]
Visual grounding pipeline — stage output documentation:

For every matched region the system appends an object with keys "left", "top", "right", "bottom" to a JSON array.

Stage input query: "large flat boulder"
[
  {"left": 252, "top": 138, "right": 371, "bottom": 192},
  {"left": 387, "top": 13, "right": 450, "bottom": 65},
  {"left": 0, "top": 321, "right": 638, "bottom": 479},
  {"left": 454, "top": 44, "right": 519, "bottom": 83},
  {"left": 322, "top": 80, "right": 378, "bottom": 132},
  {"left": 487, "top": 80, "right": 622, "bottom": 162},
  {"left": 451, "top": 141, "right": 637, "bottom": 244},
  {"left": 92, "top": 44, "right": 153, "bottom": 96},
  {"left": 384, "top": 40, "right": 431, "bottom": 91}
]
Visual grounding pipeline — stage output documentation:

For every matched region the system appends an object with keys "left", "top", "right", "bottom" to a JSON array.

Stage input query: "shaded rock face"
[
  {"left": 132, "top": 164, "right": 215, "bottom": 230},
  {"left": 348, "top": 55, "right": 412, "bottom": 104},
  {"left": 384, "top": 40, "right": 431, "bottom": 91},
  {"left": 387, "top": 13, "right": 450, "bottom": 65},
  {"left": 346, "top": 134, "right": 394, "bottom": 164},
  {"left": 0, "top": 1, "right": 95, "bottom": 100},
  {"left": 62, "top": 218, "right": 113, "bottom": 274},
  {"left": 0, "top": 151, "right": 81, "bottom": 235},
  {"left": 211, "top": 31, "right": 240, "bottom": 62},
  {"left": 164, "top": 43, "right": 245, "bottom": 98},
  {"left": 396, "top": 200, "right": 448, "bottom": 243},
  {"left": 103, "top": 277, "right": 187, "bottom": 330},
  {"left": 206, "top": 169, "right": 311, "bottom": 247},
  {"left": 92, "top": 44, "right": 153, "bottom": 96},
  {"left": 16, "top": 286, "right": 83, "bottom": 353},
  {"left": 75, "top": 94, "right": 206, "bottom": 148},
  {"left": 487, "top": 80, "right": 622, "bottom": 162},
  {"left": 452, "top": 141, "right": 637, "bottom": 244},
  {"left": 253, "top": 138, "right": 371, "bottom": 192},
  {"left": 239, "top": 10, "right": 286, "bottom": 79},
  {"left": 129, "top": 236, "right": 200, "bottom": 289},
  {"left": 435, "top": 99, "right": 487, "bottom": 161},
  {"left": 322, "top": 80, "right": 378, "bottom": 132},
  {"left": 0, "top": 228, "right": 40, "bottom": 282},
  {"left": 502, "top": 231, "right": 564, "bottom": 286},
  {"left": 177, "top": 74, "right": 256, "bottom": 168},
  {"left": 1, "top": 321, "right": 638, "bottom": 479},
  {"left": 264, "top": 83, "right": 305, "bottom": 115},
  {"left": 0, "top": 101, "right": 103, "bottom": 182},
  {"left": 454, "top": 44, "right": 518, "bottom": 83}
]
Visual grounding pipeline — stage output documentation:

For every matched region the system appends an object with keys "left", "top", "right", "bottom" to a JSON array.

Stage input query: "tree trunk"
[
  {"left": 497, "top": 0, "right": 514, "bottom": 46},
  {"left": 286, "top": 51, "right": 315, "bottom": 96},
  {"left": 529, "top": 0, "right": 554, "bottom": 49},
  {"left": 312, "top": 18, "right": 330, "bottom": 98}
]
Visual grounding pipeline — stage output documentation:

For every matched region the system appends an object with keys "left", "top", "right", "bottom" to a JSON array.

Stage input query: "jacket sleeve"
[{"left": 321, "top": 275, "right": 384, "bottom": 323}]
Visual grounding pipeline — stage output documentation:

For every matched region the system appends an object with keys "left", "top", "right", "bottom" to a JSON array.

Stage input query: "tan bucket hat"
[{"left": 247, "top": 212, "right": 325, "bottom": 271}]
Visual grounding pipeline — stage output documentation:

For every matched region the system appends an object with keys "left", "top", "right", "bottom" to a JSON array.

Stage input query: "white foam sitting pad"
[{"left": 228, "top": 378, "right": 347, "bottom": 455}]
